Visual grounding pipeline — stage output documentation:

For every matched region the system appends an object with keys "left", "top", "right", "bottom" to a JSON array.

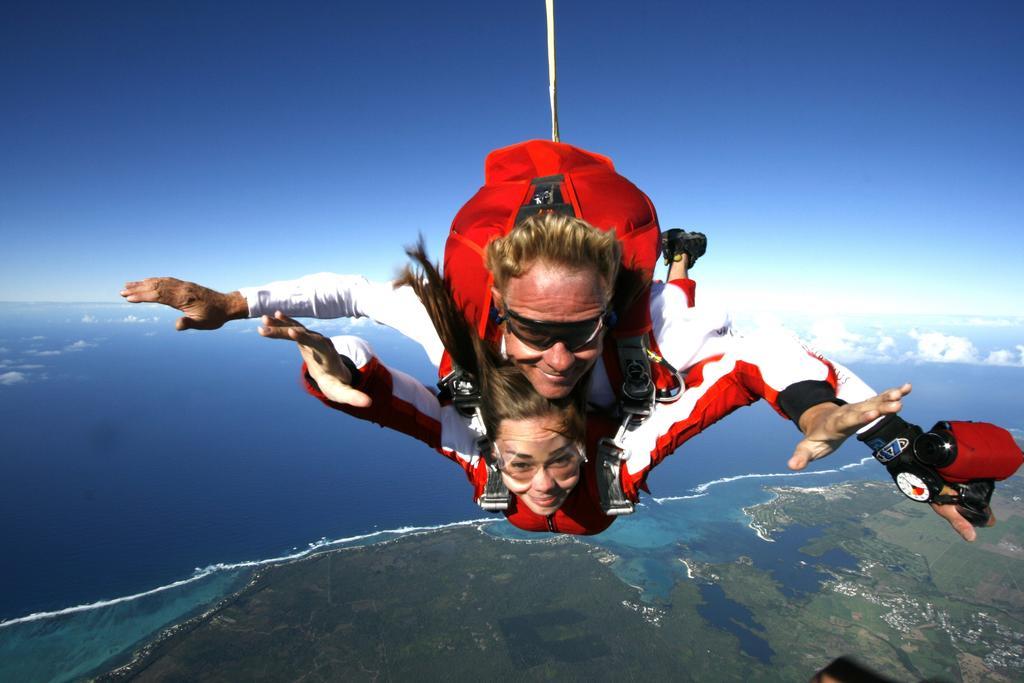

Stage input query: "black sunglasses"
[{"left": 497, "top": 305, "right": 613, "bottom": 351}]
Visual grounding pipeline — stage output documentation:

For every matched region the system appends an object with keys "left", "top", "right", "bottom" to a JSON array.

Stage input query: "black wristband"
[
  {"left": 857, "top": 414, "right": 923, "bottom": 468},
  {"left": 778, "top": 380, "right": 844, "bottom": 424},
  {"left": 857, "top": 414, "right": 914, "bottom": 450},
  {"left": 339, "top": 355, "right": 362, "bottom": 387},
  {"left": 306, "top": 355, "right": 362, "bottom": 397}
]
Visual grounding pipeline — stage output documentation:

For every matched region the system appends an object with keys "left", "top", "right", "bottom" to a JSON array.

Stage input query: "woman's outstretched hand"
[
  {"left": 258, "top": 311, "right": 371, "bottom": 408},
  {"left": 788, "top": 383, "right": 912, "bottom": 471}
]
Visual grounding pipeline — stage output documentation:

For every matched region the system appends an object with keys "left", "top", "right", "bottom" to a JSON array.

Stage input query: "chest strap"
[
  {"left": 476, "top": 436, "right": 511, "bottom": 512},
  {"left": 615, "top": 335, "right": 655, "bottom": 422},
  {"left": 597, "top": 334, "right": 683, "bottom": 516}
]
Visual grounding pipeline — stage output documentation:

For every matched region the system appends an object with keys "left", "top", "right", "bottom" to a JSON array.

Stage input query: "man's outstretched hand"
[
  {"left": 258, "top": 311, "right": 371, "bottom": 408},
  {"left": 121, "top": 277, "right": 248, "bottom": 331},
  {"left": 930, "top": 495, "right": 995, "bottom": 543},
  {"left": 789, "top": 383, "right": 912, "bottom": 471},
  {"left": 789, "top": 383, "right": 996, "bottom": 542}
]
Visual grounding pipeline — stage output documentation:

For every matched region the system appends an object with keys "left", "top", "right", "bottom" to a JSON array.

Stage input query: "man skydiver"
[
  {"left": 255, "top": 239, "right": 913, "bottom": 535},
  {"left": 122, "top": 215, "right": 1009, "bottom": 541}
]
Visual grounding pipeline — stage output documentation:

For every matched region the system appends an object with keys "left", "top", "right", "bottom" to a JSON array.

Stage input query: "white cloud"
[
  {"left": 783, "top": 316, "right": 1022, "bottom": 368},
  {"left": 26, "top": 336, "right": 45, "bottom": 341},
  {"left": 808, "top": 319, "right": 862, "bottom": 356},
  {"left": 81, "top": 314, "right": 97, "bottom": 324},
  {"left": 803, "top": 319, "right": 897, "bottom": 364},
  {"left": 65, "top": 340, "right": 97, "bottom": 351},
  {"left": 983, "top": 345, "right": 1024, "bottom": 367},
  {"left": 15, "top": 364, "right": 44, "bottom": 369},
  {"left": 303, "top": 317, "right": 375, "bottom": 334},
  {"left": 984, "top": 350, "right": 1016, "bottom": 365},
  {"left": 906, "top": 329, "right": 979, "bottom": 363},
  {"left": 120, "top": 315, "right": 159, "bottom": 324},
  {"left": 144, "top": 331, "right": 157, "bottom": 337},
  {"left": 24, "top": 349, "right": 61, "bottom": 357},
  {"left": 961, "top": 317, "right": 1021, "bottom": 327},
  {"left": 0, "top": 347, "right": 9, "bottom": 354},
  {"left": 0, "top": 371, "right": 27, "bottom": 386}
]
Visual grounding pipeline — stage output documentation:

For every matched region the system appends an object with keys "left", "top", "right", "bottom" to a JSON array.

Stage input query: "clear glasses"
[{"left": 493, "top": 442, "right": 586, "bottom": 482}]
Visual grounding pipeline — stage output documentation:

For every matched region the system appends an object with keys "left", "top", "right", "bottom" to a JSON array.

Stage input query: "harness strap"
[
  {"left": 596, "top": 420, "right": 636, "bottom": 516},
  {"left": 477, "top": 436, "right": 511, "bottom": 512},
  {"left": 596, "top": 332, "right": 682, "bottom": 516},
  {"left": 438, "top": 366, "right": 510, "bottom": 512},
  {"left": 614, "top": 335, "right": 655, "bottom": 421}
]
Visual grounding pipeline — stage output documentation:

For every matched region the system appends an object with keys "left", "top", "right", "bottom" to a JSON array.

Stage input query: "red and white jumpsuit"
[{"left": 244, "top": 275, "right": 877, "bottom": 535}]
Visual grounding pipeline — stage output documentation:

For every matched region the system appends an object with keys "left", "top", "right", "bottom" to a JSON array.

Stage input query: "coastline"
[
  {"left": 2, "top": 460, "right": 884, "bottom": 682},
  {"left": 87, "top": 474, "right": 1024, "bottom": 682},
  {"left": 92, "top": 520, "right": 498, "bottom": 681}
]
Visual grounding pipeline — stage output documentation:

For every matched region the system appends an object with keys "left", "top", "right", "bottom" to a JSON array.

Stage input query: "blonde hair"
[
  {"left": 396, "top": 240, "right": 588, "bottom": 444},
  {"left": 485, "top": 213, "right": 621, "bottom": 301}
]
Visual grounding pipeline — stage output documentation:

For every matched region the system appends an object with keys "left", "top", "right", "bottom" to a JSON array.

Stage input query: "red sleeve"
[
  {"left": 300, "top": 358, "right": 487, "bottom": 490},
  {"left": 668, "top": 278, "right": 696, "bottom": 308},
  {"left": 302, "top": 359, "right": 443, "bottom": 448},
  {"left": 620, "top": 347, "right": 839, "bottom": 500}
]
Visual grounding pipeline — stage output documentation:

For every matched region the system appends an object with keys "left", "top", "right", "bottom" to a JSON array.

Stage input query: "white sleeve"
[
  {"left": 650, "top": 283, "right": 878, "bottom": 403},
  {"left": 620, "top": 327, "right": 877, "bottom": 478},
  {"left": 240, "top": 273, "right": 445, "bottom": 367},
  {"left": 649, "top": 282, "right": 734, "bottom": 372}
]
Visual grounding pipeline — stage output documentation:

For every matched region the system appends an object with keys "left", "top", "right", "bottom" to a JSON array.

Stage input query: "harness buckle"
[
  {"left": 615, "top": 336, "right": 656, "bottom": 424},
  {"left": 596, "top": 417, "right": 636, "bottom": 516},
  {"left": 475, "top": 435, "right": 510, "bottom": 512},
  {"left": 437, "top": 368, "right": 481, "bottom": 419}
]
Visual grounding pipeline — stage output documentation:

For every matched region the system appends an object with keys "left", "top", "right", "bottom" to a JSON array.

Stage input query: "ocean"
[{"left": 1, "top": 302, "right": 1020, "bottom": 681}]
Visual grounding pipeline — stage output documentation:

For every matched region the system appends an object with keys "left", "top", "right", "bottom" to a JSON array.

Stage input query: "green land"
[{"left": 96, "top": 477, "right": 1024, "bottom": 682}]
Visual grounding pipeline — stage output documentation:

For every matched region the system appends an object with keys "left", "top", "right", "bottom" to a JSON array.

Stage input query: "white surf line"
[
  {"left": 0, "top": 517, "right": 493, "bottom": 630},
  {"left": 651, "top": 455, "right": 875, "bottom": 505},
  {"left": 650, "top": 492, "right": 708, "bottom": 504},
  {"left": 678, "top": 558, "right": 695, "bottom": 579},
  {"left": 739, "top": 461, "right": 878, "bottom": 543},
  {"left": 840, "top": 456, "right": 875, "bottom": 470},
  {"left": 746, "top": 513, "right": 777, "bottom": 543}
]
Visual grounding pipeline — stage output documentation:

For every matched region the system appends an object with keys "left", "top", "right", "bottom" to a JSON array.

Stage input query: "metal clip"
[
  {"left": 437, "top": 368, "right": 481, "bottom": 418},
  {"left": 596, "top": 422, "right": 635, "bottom": 516},
  {"left": 475, "top": 436, "right": 510, "bottom": 512}
]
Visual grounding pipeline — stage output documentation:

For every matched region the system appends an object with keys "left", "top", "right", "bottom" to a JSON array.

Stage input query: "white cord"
[{"left": 546, "top": 0, "right": 559, "bottom": 142}]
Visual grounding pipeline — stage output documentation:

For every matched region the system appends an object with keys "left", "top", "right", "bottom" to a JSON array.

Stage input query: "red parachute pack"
[{"left": 440, "top": 139, "right": 663, "bottom": 384}]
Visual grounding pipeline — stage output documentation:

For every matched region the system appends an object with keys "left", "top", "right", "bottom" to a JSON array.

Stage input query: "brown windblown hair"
[{"left": 395, "top": 239, "right": 588, "bottom": 445}]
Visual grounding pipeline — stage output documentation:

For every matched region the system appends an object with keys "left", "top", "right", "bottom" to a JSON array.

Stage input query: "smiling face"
[
  {"left": 492, "top": 261, "right": 609, "bottom": 400},
  {"left": 494, "top": 414, "right": 583, "bottom": 516}
]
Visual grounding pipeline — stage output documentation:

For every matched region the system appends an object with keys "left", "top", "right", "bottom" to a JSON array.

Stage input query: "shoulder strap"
[
  {"left": 437, "top": 364, "right": 511, "bottom": 511},
  {"left": 476, "top": 437, "right": 511, "bottom": 512}
]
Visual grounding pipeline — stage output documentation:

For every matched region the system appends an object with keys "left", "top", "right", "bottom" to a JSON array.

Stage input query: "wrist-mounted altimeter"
[{"left": 859, "top": 416, "right": 1022, "bottom": 527}]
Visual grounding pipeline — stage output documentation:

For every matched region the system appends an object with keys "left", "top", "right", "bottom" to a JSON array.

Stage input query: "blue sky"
[{"left": 2, "top": 1, "right": 1022, "bottom": 315}]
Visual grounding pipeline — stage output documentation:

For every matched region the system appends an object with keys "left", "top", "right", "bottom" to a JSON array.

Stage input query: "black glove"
[
  {"left": 934, "top": 480, "right": 995, "bottom": 527},
  {"left": 661, "top": 229, "right": 707, "bottom": 267},
  {"left": 859, "top": 415, "right": 996, "bottom": 527}
]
